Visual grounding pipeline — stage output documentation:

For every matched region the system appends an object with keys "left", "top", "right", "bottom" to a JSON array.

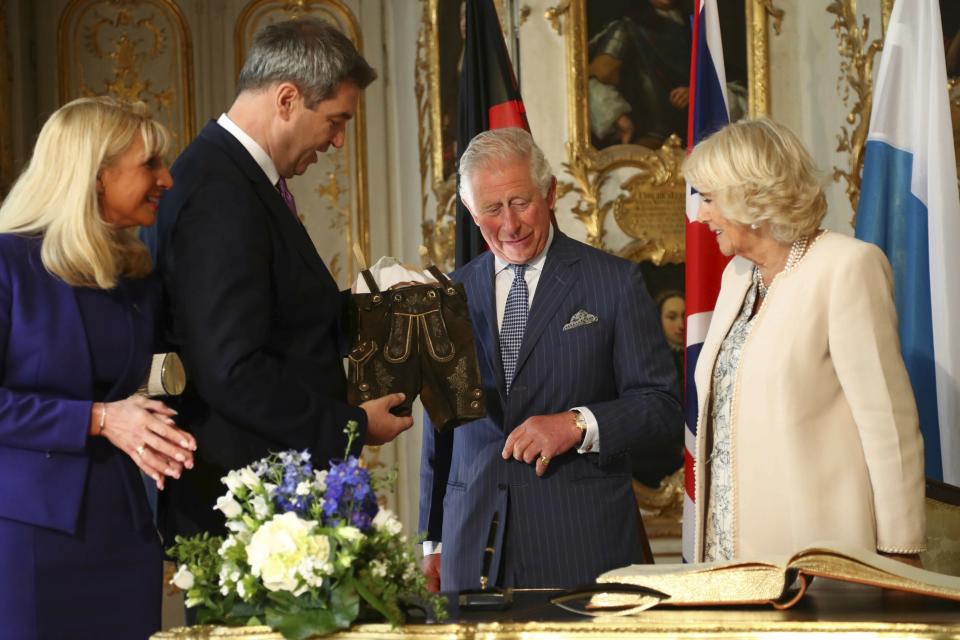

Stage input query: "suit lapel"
[
  {"left": 201, "top": 122, "right": 334, "bottom": 282},
  {"left": 512, "top": 232, "right": 580, "bottom": 382},
  {"left": 467, "top": 255, "right": 508, "bottom": 405}
]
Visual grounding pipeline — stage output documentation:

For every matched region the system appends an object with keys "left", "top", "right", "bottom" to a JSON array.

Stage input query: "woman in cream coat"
[{"left": 683, "top": 118, "right": 925, "bottom": 564}]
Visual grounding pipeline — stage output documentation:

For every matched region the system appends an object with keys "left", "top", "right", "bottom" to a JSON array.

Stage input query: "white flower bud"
[
  {"left": 215, "top": 495, "right": 243, "bottom": 519},
  {"left": 171, "top": 565, "right": 195, "bottom": 590}
]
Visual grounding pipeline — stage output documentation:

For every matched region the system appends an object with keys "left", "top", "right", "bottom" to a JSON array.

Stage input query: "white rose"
[
  {"left": 246, "top": 512, "right": 331, "bottom": 593},
  {"left": 295, "top": 481, "right": 311, "bottom": 496},
  {"left": 215, "top": 495, "right": 243, "bottom": 519},
  {"left": 171, "top": 564, "right": 195, "bottom": 590}
]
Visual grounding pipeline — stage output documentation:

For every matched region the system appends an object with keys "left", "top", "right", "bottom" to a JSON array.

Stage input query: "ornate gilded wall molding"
[
  {"left": 747, "top": 0, "right": 780, "bottom": 118},
  {"left": 314, "top": 151, "right": 352, "bottom": 282},
  {"left": 519, "top": 5, "right": 531, "bottom": 27},
  {"left": 881, "top": 0, "right": 892, "bottom": 34},
  {"left": 235, "top": 0, "right": 370, "bottom": 276},
  {"left": 633, "top": 471, "right": 684, "bottom": 539},
  {"left": 416, "top": 0, "right": 457, "bottom": 271},
  {"left": 561, "top": 0, "right": 776, "bottom": 257},
  {"left": 828, "top": 0, "right": 884, "bottom": 225},
  {"left": 759, "top": 0, "right": 785, "bottom": 35},
  {"left": 57, "top": 0, "right": 195, "bottom": 150},
  {"left": 0, "top": 0, "right": 13, "bottom": 197},
  {"left": 544, "top": 0, "right": 570, "bottom": 37}
]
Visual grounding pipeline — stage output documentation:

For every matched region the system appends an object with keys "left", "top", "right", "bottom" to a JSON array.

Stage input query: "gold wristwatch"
[{"left": 573, "top": 410, "right": 588, "bottom": 445}]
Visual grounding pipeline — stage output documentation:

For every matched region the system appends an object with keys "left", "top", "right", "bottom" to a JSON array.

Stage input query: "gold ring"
[
  {"left": 135, "top": 445, "right": 146, "bottom": 458},
  {"left": 538, "top": 455, "right": 550, "bottom": 467}
]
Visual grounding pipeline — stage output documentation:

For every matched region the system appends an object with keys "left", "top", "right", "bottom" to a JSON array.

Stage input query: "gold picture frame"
[{"left": 561, "top": 0, "right": 778, "bottom": 263}]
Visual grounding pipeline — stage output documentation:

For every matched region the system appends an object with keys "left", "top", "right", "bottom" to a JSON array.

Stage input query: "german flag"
[{"left": 455, "top": 0, "right": 530, "bottom": 268}]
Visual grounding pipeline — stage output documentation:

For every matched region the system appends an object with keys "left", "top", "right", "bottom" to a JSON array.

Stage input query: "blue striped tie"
[{"left": 501, "top": 264, "right": 528, "bottom": 394}]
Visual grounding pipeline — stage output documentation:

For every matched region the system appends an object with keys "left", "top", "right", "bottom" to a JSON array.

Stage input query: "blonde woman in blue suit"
[{"left": 0, "top": 96, "right": 196, "bottom": 638}]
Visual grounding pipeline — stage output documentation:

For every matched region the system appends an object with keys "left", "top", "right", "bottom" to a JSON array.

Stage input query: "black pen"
[{"left": 479, "top": 511, "right": 499, "bottom": 590}]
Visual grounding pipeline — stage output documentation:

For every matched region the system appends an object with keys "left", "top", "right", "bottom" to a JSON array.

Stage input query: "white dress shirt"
[{"left": 217, "top": 113, "right": 280, "bottom": 186}]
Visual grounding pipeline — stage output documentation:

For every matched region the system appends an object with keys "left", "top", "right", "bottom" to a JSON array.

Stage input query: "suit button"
[
  {"left": 472, "top": 389, "right": 482, "bottom": 398},
  {"left": 45, "top": 451, "right": 52, "bottom": 459},
  {"left": 497, "top": 483, "right": 507, "bottom": 490},
  {"left": 359, "top": 382, "right": 370, "bottom": 391}
]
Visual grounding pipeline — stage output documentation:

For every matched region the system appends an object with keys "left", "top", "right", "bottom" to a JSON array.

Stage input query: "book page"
[
  {"left": 597, "top": 562, "right": 791, "bottom": 604},
  {"left": 790, "top": 542, "right": 960, "bottom": 598}
]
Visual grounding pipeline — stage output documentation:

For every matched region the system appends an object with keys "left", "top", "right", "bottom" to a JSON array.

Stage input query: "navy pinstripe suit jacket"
[{"left": 419, "top": 231, "right": 683, "bottom": 591}]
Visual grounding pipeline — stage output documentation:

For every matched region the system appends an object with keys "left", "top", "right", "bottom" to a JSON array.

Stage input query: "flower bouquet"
[{"left": 167, "top": 422, "right": 446, "bottom": 640}]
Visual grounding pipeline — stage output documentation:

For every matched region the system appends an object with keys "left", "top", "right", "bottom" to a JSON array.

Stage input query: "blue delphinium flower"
[
  {"left": 323, "top": 456, "right": 378, "bottom": 531},
  {"left": 273, "top": 451, "right": 314, "bottom": 515}
]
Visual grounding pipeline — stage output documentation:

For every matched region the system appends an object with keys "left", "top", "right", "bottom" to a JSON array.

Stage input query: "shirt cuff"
[
  {"left": 571, "top": 406, "right": 600, "bottom": 454},
  {"left": 422, "top": 541, "right": 442, "bottom": 555}
]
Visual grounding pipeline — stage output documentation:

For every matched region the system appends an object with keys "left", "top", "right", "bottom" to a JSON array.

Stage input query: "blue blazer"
[
  {"left": 419, "top": 232, "right": 683, "bottom": 590},
  {"left": 0, "top": 234, "right": 156, "bottom": 534}
]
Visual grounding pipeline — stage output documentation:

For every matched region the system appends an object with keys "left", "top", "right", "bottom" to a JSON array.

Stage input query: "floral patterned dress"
[{"left": 703, "top": 276, "right": 760, "bottom": 562}]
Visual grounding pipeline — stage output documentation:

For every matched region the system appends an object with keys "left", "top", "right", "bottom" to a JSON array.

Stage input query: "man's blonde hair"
[
  {"left": 682, "top": 118, "right": 826, "bottom": 243},
  {"left": 0, "top": 96, "right": 170, "bottom": 288}
]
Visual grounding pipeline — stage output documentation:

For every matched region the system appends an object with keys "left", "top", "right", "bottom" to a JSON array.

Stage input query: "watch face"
[{"left": 575, "top": 413, "right": 587, "bottom": 431}]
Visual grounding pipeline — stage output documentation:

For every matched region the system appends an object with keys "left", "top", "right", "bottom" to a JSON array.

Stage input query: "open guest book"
[{"left": 555, "top": 543, "right": 960, "bottom": 614}]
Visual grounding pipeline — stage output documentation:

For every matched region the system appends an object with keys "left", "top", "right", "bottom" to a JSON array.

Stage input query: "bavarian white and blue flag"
[{"left": 856, "top": 0, "right": 960, "bottom": 485}]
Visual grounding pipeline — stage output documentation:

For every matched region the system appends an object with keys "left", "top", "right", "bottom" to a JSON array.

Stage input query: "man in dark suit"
[
  {"left": 152, "top": 18, "right": 412, "bottom": 540},
  {"left": 420, "top": 128, "right": 683, "bottom": 591}
]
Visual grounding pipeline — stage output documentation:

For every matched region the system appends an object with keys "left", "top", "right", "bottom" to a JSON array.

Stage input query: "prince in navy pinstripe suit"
[{"left": 420, "top": 129, "right": 683, "bottom": 591}]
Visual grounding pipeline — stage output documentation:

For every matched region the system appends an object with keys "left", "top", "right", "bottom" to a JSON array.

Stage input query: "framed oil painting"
[
  {"left": 585, "top": 0, "right": 749, "bottom": 150},
  {"left": 561, "top": 0, "right": 776, "bottom": 269}
]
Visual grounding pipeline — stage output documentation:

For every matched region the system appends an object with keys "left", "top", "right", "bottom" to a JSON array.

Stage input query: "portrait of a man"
[{"left": 586, "top": 0, "right": 748, "bottom": 150}]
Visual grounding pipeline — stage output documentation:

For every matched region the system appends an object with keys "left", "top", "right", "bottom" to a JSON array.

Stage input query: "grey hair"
[
  {"left": 458, "top": 128, "right": 553, "bottom": 209},
  {"left": 237, "top": 17, "right": 377, "bottom": 108}
]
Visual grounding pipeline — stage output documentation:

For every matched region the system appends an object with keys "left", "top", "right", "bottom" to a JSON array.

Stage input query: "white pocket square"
[{"left": 563, "top": 309, "right": 599, "bottom": 331}]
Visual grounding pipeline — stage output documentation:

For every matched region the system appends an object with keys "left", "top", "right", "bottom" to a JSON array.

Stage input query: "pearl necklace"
[{"left": 753, "top": 230, "right": 826, "bottom": 298}]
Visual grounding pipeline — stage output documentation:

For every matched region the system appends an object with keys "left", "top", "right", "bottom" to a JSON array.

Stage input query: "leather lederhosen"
[{"left": 347, "top": 266, "right": 486, "bottom": 431}]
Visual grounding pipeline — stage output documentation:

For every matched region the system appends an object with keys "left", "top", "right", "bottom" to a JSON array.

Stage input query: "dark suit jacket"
[
  {"left": 419, "top": 232, "right": 683, "bottom": 590},
  {"left": 151, "top": 121, "right": 366, "bottom": 539}
]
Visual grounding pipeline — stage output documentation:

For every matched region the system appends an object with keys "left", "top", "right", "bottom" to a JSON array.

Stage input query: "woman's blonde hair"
[
  {"left": 682, "top": 118, "right": 826, "bottom": 243},
  {"left": 0, "top": 96, "right": 171, "bottom": 288}
]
